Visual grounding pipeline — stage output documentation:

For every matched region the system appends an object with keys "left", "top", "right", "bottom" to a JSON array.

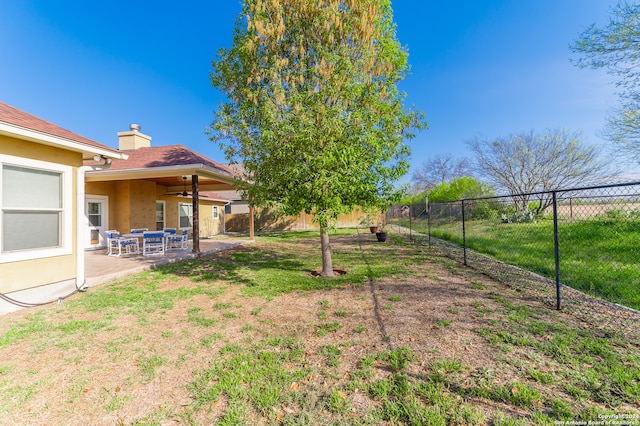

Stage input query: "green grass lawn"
[
  {"left": 396, "top": 217, "right": 640, "bottom": 310},
  {"left": 0, "top": 229, "right": 639, "bottom": 424}
]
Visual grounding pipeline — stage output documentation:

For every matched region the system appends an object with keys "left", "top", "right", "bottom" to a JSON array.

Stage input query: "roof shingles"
[
  {"left": 0, "top": 101, "right": 240, "bottom": 177},
  {"left": 0, "top": 101, "right": 116, "bottom": 152},
  {"left": 108, "top": 145, "right": 240, "bottom": 177}
]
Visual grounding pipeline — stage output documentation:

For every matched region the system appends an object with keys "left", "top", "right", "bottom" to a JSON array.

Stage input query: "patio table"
[
  {"left": 123, "top": 231, "right": 173, "bottom": 239},
  {"left": 123, "top": 232, "right": 174, "bottom": 255}
]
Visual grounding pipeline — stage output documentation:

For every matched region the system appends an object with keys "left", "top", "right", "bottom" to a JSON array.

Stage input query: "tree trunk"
[{"left": 320, "top": 226, "right": 335, "bottom": 277}]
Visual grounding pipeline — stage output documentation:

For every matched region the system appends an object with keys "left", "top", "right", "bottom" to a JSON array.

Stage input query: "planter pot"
[
  {"left": 375, "top": 231, "right": 387, "bottom": 242},
  {"left": 369, "top": 226, "right": 379, "bottom": 234}
]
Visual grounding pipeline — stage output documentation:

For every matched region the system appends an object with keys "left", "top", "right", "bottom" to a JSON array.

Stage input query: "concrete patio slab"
[{"left": 85, "top": 237, "right": 252, "bottom": 287}]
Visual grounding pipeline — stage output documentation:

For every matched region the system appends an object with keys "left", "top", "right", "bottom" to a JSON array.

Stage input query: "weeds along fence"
[{"left": 386, "top": 181, "right": 640, "bottom": 313}]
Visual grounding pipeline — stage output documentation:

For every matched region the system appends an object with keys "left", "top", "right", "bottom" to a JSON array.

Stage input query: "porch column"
[
  {"left": 192, "top": 175, "right": 200, "bottom": 253},
  {"left": 249, "top": 205, "right": 255, "bottom": 240}
]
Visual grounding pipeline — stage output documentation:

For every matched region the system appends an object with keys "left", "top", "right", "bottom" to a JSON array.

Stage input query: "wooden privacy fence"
[{"left": 225, "top": 207, "right": 381, "bottom": 233}]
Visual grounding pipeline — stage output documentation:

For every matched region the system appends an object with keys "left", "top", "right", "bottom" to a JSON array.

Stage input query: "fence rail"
[{"left": 386, "top": 181, "right": 640, "bottom": 312}]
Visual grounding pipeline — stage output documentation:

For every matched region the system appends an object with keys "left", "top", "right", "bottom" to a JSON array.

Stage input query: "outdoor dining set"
[{"left": 106, "top": 228, "right": 189, "bottom": 257}]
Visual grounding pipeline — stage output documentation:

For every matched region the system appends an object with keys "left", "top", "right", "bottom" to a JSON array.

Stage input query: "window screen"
[{"left": 2, "top": 164, "right": 63, "bottom": 252}]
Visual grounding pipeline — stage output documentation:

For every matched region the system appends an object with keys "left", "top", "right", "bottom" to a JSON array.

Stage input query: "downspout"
[{"left": 76, "top": 157, "right": 112, "bottom": 289}]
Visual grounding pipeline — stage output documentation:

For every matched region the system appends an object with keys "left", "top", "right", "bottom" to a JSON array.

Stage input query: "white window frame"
[
  {"left": 155, "top": 200, "right": 166, "bottom": 231},
  {"left": 178, "top": 202, "right": 193, "bottom": 229},
  {"left": 213, "top": 205, "right": 219, "bottom": 220},
  {"left": 0, "top": 154, "right": 73, "bottom": 263}
]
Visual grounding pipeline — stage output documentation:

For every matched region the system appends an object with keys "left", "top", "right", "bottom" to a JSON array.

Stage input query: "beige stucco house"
[
  {"left": 0, "top": 102, "right": 245, "bottom": 314},
  {"left": 0, "top": 101, "right": 127, "bottom": 313},
  {"left": 83, "top": 125, "right": 239, "bottom": 251}
]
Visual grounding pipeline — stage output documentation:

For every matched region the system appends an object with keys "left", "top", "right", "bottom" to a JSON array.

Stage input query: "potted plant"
[
  {"left": 375, "top": 222, "right": 387, "bottom": 242},
  {"left": 359, "top": 211, "right": 378, "bottom": 233}
]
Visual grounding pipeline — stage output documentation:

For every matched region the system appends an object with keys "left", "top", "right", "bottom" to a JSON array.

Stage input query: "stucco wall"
[
  {"left": 129, "top": 180, "right": 158, "bottom": 230},
  {"left": 0, "top": 136, "right": 80, "bottom": 294},
  {"left": 84, "top": 180, "right": 225, "bottom": 236},
  {"left": 199, "top": 203, "right": 225, "bottom": 236}
]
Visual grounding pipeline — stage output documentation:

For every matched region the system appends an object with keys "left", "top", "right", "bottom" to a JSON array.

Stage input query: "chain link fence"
[{"left": 386, "top": 182, "right": 640, "bottom": 315}]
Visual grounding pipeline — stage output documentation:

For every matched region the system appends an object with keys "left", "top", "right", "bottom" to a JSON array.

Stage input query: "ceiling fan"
[{"left": 170, "top": 176, "right": 190, "bottom": 197}]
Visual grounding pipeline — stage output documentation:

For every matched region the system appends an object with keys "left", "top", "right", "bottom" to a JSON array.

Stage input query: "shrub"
[{"left": 501, "top": 210, "right": 536, "bottom": 223}]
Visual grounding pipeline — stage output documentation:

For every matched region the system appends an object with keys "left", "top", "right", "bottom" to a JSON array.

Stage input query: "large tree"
[
  {"left": 571, "top": 2, "right": 640, "bottom": 161},
  {"left": 412, "top": 153, "right": 471, "bottom": 191},
  {"left": 467, "top": 129, "right": 611, "bottom": 213},
  {"left": 209, "top": 0, "right": 425, "bottom": 276}
]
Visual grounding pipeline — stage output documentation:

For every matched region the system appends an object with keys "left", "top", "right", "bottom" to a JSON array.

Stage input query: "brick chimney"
[{"left": 118, "top": 124, "right": 151, "bottom": 150}]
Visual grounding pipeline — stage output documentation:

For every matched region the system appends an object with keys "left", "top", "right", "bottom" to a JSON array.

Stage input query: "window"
[
  {"left": 224, "top": 204, "right": 231, "bottom": 215},
  {"left": 87, "top": 201, "right": 102, "bottom": 246},
  {"left": 178, "top": 203, "right": 193, "bottom": 228},
  {"left": 0, "top": 154, "right": 72, "bottom": 262},
  {"left": 87, "top": 202, "right": 102, "bottom": 228},
  {"left": 213, "top": 205, "right": 219, "bottom": 219},
  {"left": 155, "top": 201, "right": 165, "bottom": 231}
]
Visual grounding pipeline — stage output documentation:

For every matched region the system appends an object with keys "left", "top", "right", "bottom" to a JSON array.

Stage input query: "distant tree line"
[{"left": 408, "top": 128, "right": 613, "bottom": 213}]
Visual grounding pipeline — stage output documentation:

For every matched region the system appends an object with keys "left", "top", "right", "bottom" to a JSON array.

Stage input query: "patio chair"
[
  {"left": 163, "top": 228, "right": 177, "bottom": 234},
  {"left": 106, "top": 230, "right": 139, "bottom": 257},
  {"left": 166, "top": 228, "right": 188, "bottom": 251},
  {"left": 130, "top": 228, "right": 148, "bottom": 234},
  {"left": 142, "top": 231, "right": 165, "bottom": 256}
]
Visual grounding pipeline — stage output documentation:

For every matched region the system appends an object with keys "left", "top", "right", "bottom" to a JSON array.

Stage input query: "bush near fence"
[{"left": 387, "top": 182, "right": 640, "bottom": 312}]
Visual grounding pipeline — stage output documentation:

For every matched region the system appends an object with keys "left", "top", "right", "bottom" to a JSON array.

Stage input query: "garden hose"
[{"left": 0, "top": 280, "right": 88, "bottom": 309}]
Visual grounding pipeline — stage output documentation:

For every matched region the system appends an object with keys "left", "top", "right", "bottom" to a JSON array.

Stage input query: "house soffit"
[{"left": 84, "top": 164, "right": 240, "bottom": 192}]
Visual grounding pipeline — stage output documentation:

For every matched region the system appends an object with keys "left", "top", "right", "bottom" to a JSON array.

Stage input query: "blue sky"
[{"left": 0, "top": 0, "right": 632, "bottom": 182}]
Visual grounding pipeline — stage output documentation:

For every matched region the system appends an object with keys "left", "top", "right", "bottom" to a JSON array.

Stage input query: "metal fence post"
[
  {"left": 409, "top": 204, "right": 413, "bottom": 242},
  {"left": 427, "top": 199, "right": 432, "bottom": 247},
  {"left": 462, "top": 200, "right": 467, "bottom": 266},
  {"left": 552, "top": 191, "right": 561, "bottom": 310},
  {"left": 569, "top": 197, "right": 573, "bottom": 222}
]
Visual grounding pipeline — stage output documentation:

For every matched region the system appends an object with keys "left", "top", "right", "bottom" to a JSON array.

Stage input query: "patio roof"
[{"left": 84, "top": 145, "right": 242, "bottom": 191}]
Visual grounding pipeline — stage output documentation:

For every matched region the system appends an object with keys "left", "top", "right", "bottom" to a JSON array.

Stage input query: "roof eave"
[
  {"left": 85, "top": 163, "right": 239, "bottom": 184},
  {"left": 0, "top": 122, "right": 127, "bottom": 160}
]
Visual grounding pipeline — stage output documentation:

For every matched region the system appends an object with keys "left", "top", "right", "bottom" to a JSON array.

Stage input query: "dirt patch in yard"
[{"left": 0, "top": 232, "right": 638, "bottom": 425}]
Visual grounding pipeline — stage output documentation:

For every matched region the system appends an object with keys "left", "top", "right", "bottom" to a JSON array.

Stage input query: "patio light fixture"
[
  {"left": 92, "top": 154, "right": 112, "bottom": 165},
  {"left": 180, "top": 176, "right": 188, "bottom": 196}
]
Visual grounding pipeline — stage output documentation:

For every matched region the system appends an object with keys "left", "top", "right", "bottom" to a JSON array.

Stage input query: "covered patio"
[{"left": 83, "top": 126, "right": 256, "bottom": 254}]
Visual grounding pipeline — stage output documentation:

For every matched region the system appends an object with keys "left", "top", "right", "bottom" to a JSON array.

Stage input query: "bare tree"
[
  {"left": 467, "top": 129, "right": 613, "bottom": 213},
  {"left": 571, "top": 2, "right": 640, "bottom": 161},
  {"left": 412, "top": 154, "right": 471, "bottom": 191}
]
